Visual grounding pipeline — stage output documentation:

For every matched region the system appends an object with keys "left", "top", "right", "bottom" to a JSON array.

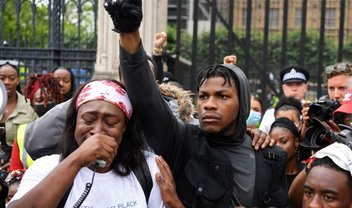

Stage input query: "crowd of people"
[
  {"left": 0, "top": 0, "right": 351, "bottom": 207},
  {"left": 0, "top": 62, "right": 75, "bottom": 206}
]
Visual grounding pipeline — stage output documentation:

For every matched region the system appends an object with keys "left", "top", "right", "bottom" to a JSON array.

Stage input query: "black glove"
[{"left": 104, "top": 0, "right": 143, "bottom": 33}]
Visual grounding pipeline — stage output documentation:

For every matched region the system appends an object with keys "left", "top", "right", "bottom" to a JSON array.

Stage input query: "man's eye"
[
  {"left": 219, "top": 95, "right": 228, "bottom": 99},
  {"left": 198, "top": 95, "right": 207, "bottom": 100},
  {"left": 324, "top": 194, "right": 336, "bottom": 202},
  {"left": 304, "top": 189, "right": 313, "bottom": 197}
]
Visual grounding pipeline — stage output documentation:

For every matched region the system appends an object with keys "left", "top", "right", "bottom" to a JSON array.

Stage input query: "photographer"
[
  {"left": 301, "top": 62, "right": 352, "bottom": 139},
  {"left": 289, "top": 90, "right": 352, "bottom": 207}
]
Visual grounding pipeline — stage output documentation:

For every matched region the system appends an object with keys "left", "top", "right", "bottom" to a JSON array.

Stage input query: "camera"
[
  {"left": 308, "top": 99, "right": 340, "bottom": 123},
  {"left": 302, "top": 119, "right": 352, "bottom": 150}
]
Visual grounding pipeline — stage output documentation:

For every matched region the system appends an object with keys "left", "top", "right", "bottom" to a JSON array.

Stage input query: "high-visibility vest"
[{"left": 17, "top": 124, "right": 34, "bottom": 169}]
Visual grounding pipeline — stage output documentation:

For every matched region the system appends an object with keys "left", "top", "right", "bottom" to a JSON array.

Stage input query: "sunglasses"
[
  {"left": 0, "top": 60, "right": 19, "bottom": 67},
  {"left": 324, "top": 63, "right": 351, "bottom": 74}
]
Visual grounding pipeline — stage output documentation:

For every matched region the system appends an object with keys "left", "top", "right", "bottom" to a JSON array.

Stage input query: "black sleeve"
[
  {"left": 120, "top": 44, "right": 189, "bottom": 171},
  {"left": 152, "top": 55, "right": 163, "bottom": 82}
]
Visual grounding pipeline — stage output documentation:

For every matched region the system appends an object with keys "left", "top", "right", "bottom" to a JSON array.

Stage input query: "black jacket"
[{"left": 120, "top": 45, "right": 289, "bottom": 207}]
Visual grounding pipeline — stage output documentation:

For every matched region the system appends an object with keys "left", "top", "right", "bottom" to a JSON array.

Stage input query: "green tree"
[
  {"left": 1, "top": 0, "right": 96, "bottom": 49},
  {"left": 2, "top": 0, "right": 48, "bottom": 47},
  {"left": 174, "top": 27, "right": 339, "bottom": 85}
]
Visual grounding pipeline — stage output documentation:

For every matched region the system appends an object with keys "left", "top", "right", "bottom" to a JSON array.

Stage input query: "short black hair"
[
  {"left": 274, "top": 96, "right": 302, "bottom": 118},
  {"left": 309, "top": 157, "right": 352, "bottom": 190},
  {"left": 197, "top": 65, "right": 238, "bottom": 92}
]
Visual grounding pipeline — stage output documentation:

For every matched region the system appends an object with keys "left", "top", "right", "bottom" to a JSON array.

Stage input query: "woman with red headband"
[{"left": 7, "top": 79, "right": 164, "bottom": 207}]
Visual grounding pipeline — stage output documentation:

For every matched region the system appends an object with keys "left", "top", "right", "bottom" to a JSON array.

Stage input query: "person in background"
[
  {"left": 332, "top": 88, "right": 352, "bottom": 127},
  {"left": 246, "top": 94, "right": 262, "bottom": 130},
  {"left": 159, "top": 82, "right": 198, "bottom": 125},
  {"left": 222, "top": 56, "right": 264, "bottom": 130},
  {"left": 269, "top": 117, "right": 305, "bottom": 190},
  {"left": 52, "top": 66, "right": 76, "bottom": 101},
  {"left": 223, "top": 55, "right": 237, "bottom": 65},
  {"left": 8, "top": 79, "right": 164, "bottom": 207},
  {"left": 323, "top": 62, "right": 352, "bottom": 102},
  {"left": 152, "top": 31, "right": 167, "bottom": 82},
  {"left": 105, "top": 0, "right": 288, "bottom": 206},
  {"left": 4, "top": 169, "right": 24, "bottom": 206},
  {"left": 274, "top": 96, "right": 312, "bottom": 161},
  {"left": 9, "top": 73, "right": 63, "bottom": 172},
  {"left": 303, "top": 142, "right": 352, "bottom": 208},
  {"left": 263, "top": 72, "right": 279, "bottom": 110},
  {"left": 301, "top": 63, "right": 352, "bottom": 139},
  {"left": 260, "top": 66, "right": 309, "bottom": 134},
  {"left": 23, "top": 73, "right": 63, "bottom": 117},
  {"left": 24, "top": 55, "right": 199, "bottom": 161},
  {"left": 0, "top": 60, "right": 38, "bottom": 164},
  {"left": 289, "top": 119, "right": 352, "bottom": 207},
  {"left": 274, "top": 96, "right": 303, "bottom": 131},
  {"left": 151, "top": 35, "right": 199, "bottom": 125}
]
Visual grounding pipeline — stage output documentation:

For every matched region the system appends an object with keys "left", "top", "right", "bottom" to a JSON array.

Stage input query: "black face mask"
[{"left": 33, "top": 103, "right": 56, "bottom": 117}]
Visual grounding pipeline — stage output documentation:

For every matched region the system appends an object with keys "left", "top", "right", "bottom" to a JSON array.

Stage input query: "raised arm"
[{"left": 104, "top": 0, "right": 186, "bottom": 159}]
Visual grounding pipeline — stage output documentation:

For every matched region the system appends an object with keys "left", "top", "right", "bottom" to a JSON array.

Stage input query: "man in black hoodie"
[{"left": 104, "top": 1, "right": 289, "bottom": 207}]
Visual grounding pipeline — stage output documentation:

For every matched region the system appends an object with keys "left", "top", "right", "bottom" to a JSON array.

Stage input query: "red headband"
[
  {"left": 76, "top": 80, "right": 133, "bottom": 119},
  {"left": 27, "top": 80, "right": 40, "bottom": 101}
]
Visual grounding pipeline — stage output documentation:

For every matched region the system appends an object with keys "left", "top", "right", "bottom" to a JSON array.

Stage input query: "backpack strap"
[
  {"left": 132, "top": 155, "right": 153, "bottom": 204},
  {"left": 254, "top": 147, "right": 289, "bottom": 207}
]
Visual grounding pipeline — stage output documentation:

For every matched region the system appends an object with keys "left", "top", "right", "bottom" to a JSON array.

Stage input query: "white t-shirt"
[
  {"left": 259, "top": 108, "right": 275, "bottom": 134},
  {"left": 11, "top": 152, "right": 164, "bottom": 208}
]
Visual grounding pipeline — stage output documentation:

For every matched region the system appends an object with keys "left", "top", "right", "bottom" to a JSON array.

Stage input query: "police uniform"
[{"left": 259, "top": 66, "right": 310, "bottom": 134}]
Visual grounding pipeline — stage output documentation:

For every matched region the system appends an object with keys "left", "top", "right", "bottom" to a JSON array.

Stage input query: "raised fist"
[{"left": 104, "top": 0, "right": 143, "bottom": 33}]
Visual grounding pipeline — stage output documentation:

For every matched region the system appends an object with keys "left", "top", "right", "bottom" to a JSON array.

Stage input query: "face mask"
[
  {"left": 246, "top": 110, "right": 261, "bottom": 127},
  {"left": 33, "top": 103, "right": 56, "bottom": 117}
]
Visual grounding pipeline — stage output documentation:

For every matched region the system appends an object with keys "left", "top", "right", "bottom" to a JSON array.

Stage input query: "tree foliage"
[
  {"left": 1, "top": 0, "right": 96, "bottom": 49},
  {"left": 169, "top": 26, "right": 352, "bottom": 90},
  {"left": 1, "top": 0, "right": 48, "bottom": 47}
]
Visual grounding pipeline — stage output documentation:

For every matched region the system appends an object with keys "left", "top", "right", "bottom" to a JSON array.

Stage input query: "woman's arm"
[
  {"left": 9, "top": 133, "right": 117, "bottom": 208},
  {"left": 8, "top": 153, "right": 82, "bottom": 208}
]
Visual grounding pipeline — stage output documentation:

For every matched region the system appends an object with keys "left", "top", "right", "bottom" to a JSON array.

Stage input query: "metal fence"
[
  {"left": 0, "top": 0, "right": 97, "bottom": 87},
  {"left": 2, "top": 0, "right": 352, "bottom": 107},
  {"left": 172, "top": 0, "right": 352, "bottom": 109}
]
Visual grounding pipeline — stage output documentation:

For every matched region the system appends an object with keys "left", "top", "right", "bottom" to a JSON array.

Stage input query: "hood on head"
[
  {"left": 197, "top": 64, "right": 251, "bottom": 141},
  {"left": 220, "top": 64, "right": 251, "bottom": 129}
]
